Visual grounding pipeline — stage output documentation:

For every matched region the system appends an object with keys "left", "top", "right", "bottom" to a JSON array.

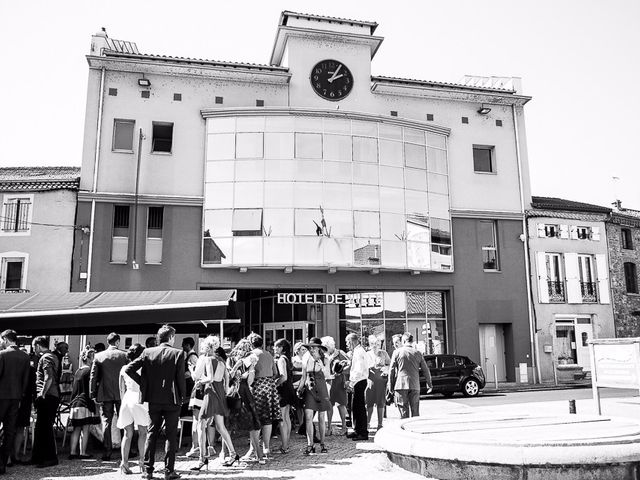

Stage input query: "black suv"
[{"left": 419, "top": 354, "right": 485, "bottom": 397}]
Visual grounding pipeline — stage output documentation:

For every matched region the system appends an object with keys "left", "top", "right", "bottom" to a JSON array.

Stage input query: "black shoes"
[
  {"left": 35, "top": 460, "right": 59, "bottom": 468},
  {"left": 346, "top": 432, "right": 357, "bottom": 438},
  {"left": 351, "top": 434, "right": 369, "bottom": 441},
  {"left": 164, "top": 471, "right": 181, "bottom": 480},
  {"left": 189, "top": 459, "right": 208, "bottom": 471},
  {"left": 101, "top": 453, "right": 112, "bottom": 461}
]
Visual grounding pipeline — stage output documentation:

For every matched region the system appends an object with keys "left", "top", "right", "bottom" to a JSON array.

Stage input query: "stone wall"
[{"left": 606, "top": 219, "right": 640, "bottom": 337}]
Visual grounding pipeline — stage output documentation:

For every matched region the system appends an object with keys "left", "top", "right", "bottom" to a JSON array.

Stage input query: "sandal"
[
  {"left": 278, "top": 447, "right": 289, "bottom": 454},
  {"left": 303, "top": 445, "right": 315, "bottom": 456},
  {"left": 320, "top": 444, "right": 327, "bottom": 453}
]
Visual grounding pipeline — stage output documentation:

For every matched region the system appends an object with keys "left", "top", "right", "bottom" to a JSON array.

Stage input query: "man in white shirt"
[{"left": 345, "top": 333, "right": 370, "bottom": 441}]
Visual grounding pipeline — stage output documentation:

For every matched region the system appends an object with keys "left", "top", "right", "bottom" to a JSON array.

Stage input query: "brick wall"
[{"left": 606, "top": 221, "right": 640, "bottom": 337}]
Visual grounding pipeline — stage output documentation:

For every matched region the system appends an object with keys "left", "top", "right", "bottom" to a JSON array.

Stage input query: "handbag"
[
  {"left": 188, "top": 385, "right": 204, "bottom": 409},
  {"left": 385, "top": 389, "right": 395, "bottom": 406}
]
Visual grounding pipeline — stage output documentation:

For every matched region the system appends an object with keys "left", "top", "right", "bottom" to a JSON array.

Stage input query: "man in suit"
[
  {"left": 345, "top": 333, "right": 371, "bottom": 441},
  {"left": 387, "top": 332, "right": 432, "bottom": 418},
  {"left": 0, "top": 330, "right": 30, "bottom": 474},
  {"left": 125, "top": 325, "right": 185, "bottom": 480},
  {"left": 90, "top": 332, "right": 128, "bottom": 461}
]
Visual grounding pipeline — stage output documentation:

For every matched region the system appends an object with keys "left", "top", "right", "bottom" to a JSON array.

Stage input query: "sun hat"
[{"left": 302, "top": 337, "right": 328, "bottom": 351}]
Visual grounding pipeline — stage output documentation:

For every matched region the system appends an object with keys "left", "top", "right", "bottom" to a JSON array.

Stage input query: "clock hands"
[{"left": 327, "top": 64, "right": 343, "bottom": 83}]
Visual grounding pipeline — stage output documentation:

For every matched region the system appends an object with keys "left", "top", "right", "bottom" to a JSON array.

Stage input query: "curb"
[{"left": 482, "top": 383, "right": 591, "bottom": 394}]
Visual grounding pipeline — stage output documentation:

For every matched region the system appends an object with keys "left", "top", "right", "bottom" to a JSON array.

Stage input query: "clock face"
[{"left": 310, "top": 60, "right": 353, "bottom": 101}]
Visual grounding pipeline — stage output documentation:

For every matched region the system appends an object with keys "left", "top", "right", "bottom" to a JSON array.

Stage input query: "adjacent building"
[
  {"left": 0, "top": 167, "right": 80, "bottom": 293},
  {"left": 72, "top": 12, "right": 534, "bottom": 381},
  {"left": 606, "top": 204, "right": 640, "bottom": 338}
]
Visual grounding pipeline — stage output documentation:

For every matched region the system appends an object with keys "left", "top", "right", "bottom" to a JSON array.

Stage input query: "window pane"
[
  {"left": 265, "top": 116, "right": 294, "bottom": 132},
  {"left": 379, "top": 140, "right": 404, "bottom": 167},
  {"left": 427, "top": 147, "right": 448, "bottom": 174},
  {"left": 407, "top": 241, "right": 431, "bottom": 269},
  {"left": 404, "top": 128, "right": 425, "bottom": 145},
  {"left": 207, "top": 134, "right": 235, "bottom": 160},
  {"left": 478, "top": 221, "right": 496, "bottom": 248},
  {"left": 323, "top": 134, "right": 352, "bottom": 161},
  {"left": 236, "top": 133, "right": 263, "bottom": 159},
  {"left": 405, "top": 190, "right": 428, "bottom": 216},
  {"left": 353, "top": 137, "right": 378, "bottom": 163},
  {"left": 323, "top": 118, "right": 351, "bottom": 134},
  {"left": 295, "top": 209, "right": 322, "bottom": 236},
  {"left": 324, "top": 209, "right": 353, "bottom": 237},
  {"left": 384, "top": 292, "right": 406, "bottom": 319},
  {"left": 264, "top": 237, "right": 294, "bottom": 265},
  {"left": 354, "top": 211, "right": 380, "bottom": 238},
  {"left": 431, "top": 218, "right": 451, "bottom": 245},
  {"left": 323, "top": 183, "right": 352, "bottom": 210},
  {"left": 264, "top": 132, "right": 294, "bottom": 159},
  {"left": 235, "top": 160, "right": 264, "bottom": 181},
  {"left": 428, "top": 173, "right": 448, "bottom": 195},
  {"left": 234, "top": 182, "right": 263, "bottom": 208},
  {"left": 205, "top": 183, "right": 233, "bottom": 209},
  {"left": 204, "top": 209, "right": 232, "bottom": 237},
  {"left": 405, "top": 168, "right": 427, "bottom": 191},
  {"left": 145, "top": 237, "right": 163, "bottom": 263},
  {"left": 113, "top": 120, "right": 134, "bottom": 150},
  {"left": 324, "top": 161, "right": 352, "bottom": 183},
  {"left": 353, "top": 163, "right": 378, "bottom": 185},
  {"left": 265, "top": 159, "right": 295, "bottom": 181},
  {"left": 381, "top": 213, "right": 406, "bottom": 240},
  {"left": 379, "top": 124, "right": 403, "bottom": 141},
  {"left": 340, "top": 294, "right": 361, "bottom": 320},
  {"left": 232, "top": 209, "right": 263, "bottom": 234},
  {"left": 294, "top": 160, "right": 322, "bottom": 182},
  {"left": 379, "top": 166, "right": 404, "bottom": 188},
  {"left": 426, "top": 292, "right": 445, "bottom": 318},
  {"left": 294, "top": 116, "right": 322, "bottom": 132},
  {"left": 407, "top": 215, "right": 430, "bottom": 242},
  {"left": 381, "top": 240, "right": 406, "bottom": 267},
  {"left": 294, "top": 237, "right": 323, "bottom": 265},
  {"left": 263, "top": 209, "right": 293, "bottom": 236},
  {"left": 405, "top": 143, "right": 426, "bottom": 169},
  {"left": 352, "top": 121, "right": 377, "bottom": 137},
  {"left": 473, "top": 147, "right": 493, "bottom": 172},
  {"left": 352, "top": 185, "right": 379, "bottom": 211},
  {"left": 111, "top": 237, "right": 128, "bottom": 263},
  {"left": 295, "top": 133, "right": 322, "bottom": 158},
  {"left": 152, "top": 123, "right": 173, "bottom": 153},
  {"left": 233, "top": 237, "right": 262, "bottom": 264},
  {"left": 264, "top": 182, "right": 293, "bottom": 208},
  {"left": 353, "top": 239, "right": 381, "bottom": 266},
  {"left": 203, "top": 237, "right": 232, "bottom": 265},
  {"left": 207, "top": 117, "right": 235, "bottom": 133},
  {"left": 428, "top": 193, "right": 449, "bottom": 218},
  {"left": 379, "top": 187, "right": 404, "bottom": 214},
  {"left": 294, "top": 182, "right": 323, "bottom": 208},
  {"left": 483, "top": 249, "right": 498, "bottom": 270},
  {"left": 324, "top": 238, "right": 353, "bottom": 265},
  {"left": 236, "top": 116, "right": 265, "bottom": 132},
  {"left": 206, "top": 161, "right": 234, "bottom": 183},
  {"left": 361, "top": 293, "right": 383, "bottom": 319},
  {"left": 407, "top": 292, "right": 426, "bottom": 319},
  {"left": 427, "top": 133, "right": 446, "bottom": 149}
]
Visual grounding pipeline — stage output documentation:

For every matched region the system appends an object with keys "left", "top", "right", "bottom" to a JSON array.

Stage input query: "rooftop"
[
  {"left": 530, "top": 196, "right": 611, "bottom": 214},
  {"left": 0, "top": 166, "right": 80, "bottom": 192},
  {"left": 280, "top": 10, "right": 378, "bottom": 34}
]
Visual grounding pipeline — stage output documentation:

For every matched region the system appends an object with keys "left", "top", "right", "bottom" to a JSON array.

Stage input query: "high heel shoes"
[
  {"left": 222, "top": 453, "right": 239, "bottom": 467},
  {"left": 119, "top": 462, "right": 133, "bottom": 475},
  {"left": 189, "top": 458, "right": 208, "bottom": 471},
  {"left": 303, "top": 445, "right": 315, "bottom": 455}
]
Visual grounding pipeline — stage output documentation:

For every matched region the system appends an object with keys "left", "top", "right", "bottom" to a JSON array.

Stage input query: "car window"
[
  {"left": 425, "top": 358, "right": 436, "bottom": 368},
  {"left": 454, "top": 357, "right": 465, "bottom": 366},
  {"left": 439, "top": 355, "right": 456, "bottom": 368}
]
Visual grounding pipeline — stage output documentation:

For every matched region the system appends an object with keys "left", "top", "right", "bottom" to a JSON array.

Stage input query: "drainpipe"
[
  {"left": 512, "top": 103, "right": 539, "bottom": 384},
  {"left": 132, "top": 129, "right": 144, "bottom": 269},
  {"left": 86, "top": 67, "right": 106, "bottom": 293}
]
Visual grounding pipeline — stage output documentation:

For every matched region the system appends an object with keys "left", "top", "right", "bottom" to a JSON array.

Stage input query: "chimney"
[{"left": 90, "top": 27, "right": 109, "bottom": 56}]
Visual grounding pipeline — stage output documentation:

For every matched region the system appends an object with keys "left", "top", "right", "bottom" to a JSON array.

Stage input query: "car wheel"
[
  {"left": 462, "top": 378, "right": 480, "bottom": 397},
  {"left": 441, "top": 392, "right": 455, "bottom": 398}
]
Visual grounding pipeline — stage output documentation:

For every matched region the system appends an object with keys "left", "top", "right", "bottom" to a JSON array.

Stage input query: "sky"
[{"left": 1, "top": 0, "right": 638, "bottom": 209}]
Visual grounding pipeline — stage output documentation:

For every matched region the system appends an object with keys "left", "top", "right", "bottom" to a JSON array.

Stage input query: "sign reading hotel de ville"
[{"left": 277, "top": 293, "right": 347, "bottom": 305}]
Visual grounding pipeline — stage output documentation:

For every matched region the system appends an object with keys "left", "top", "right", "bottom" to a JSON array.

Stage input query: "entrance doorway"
[
  {"left": 479, "top": 324, "right": 506, "bottom": 383},
  {"left": 555, "top": 317, "right": 592, "bottom": 370},
  {"left": 263, "top": 321, "right": 314, "bottom": 352}
]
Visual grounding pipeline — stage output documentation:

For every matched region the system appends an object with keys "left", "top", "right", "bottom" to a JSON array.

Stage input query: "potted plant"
[{"left": 557, "top": 353, "right": 573, "bottom": 365}]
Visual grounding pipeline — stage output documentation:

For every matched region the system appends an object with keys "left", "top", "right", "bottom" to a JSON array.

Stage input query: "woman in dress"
[
  {"left": 321, "top": 336, "right": 349, "bottom": 435},
  {"left": 227, "top": 338, "right": 264, "bottom": 464},
  {"left": 117, "top": 343, "right": 150, "bottom": 474},
  {"left": 68, "top": 347, "right": 99, "bottom": 460},
  {"left": 297, "top": 337, "right": 332, "bottom": 455},
  {"left": 291, "top": 342, "right": 308, "bottom": 435},
  {"left": 191, "top": 335, "right": 238, "bottom": 471},
  {"left": 365, "top": 335, "right": 391, "bottom": 431},
  {"left": 274, "top": 338, "right": 296, "bottom": 453},
  {"left": 248, "top": 333, "right": 281, "bottom": 459}
]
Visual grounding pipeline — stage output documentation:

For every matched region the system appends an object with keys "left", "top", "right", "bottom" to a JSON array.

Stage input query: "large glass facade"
[
  {"left": 203, "top": 113, "right": 452, "bottom": 271},
  {"left": 338, "top": 291, "right": 448, "bottom": 356}
]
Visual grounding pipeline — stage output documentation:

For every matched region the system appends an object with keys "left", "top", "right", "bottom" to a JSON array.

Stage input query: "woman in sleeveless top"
[
  {"left": 68, "top": 347, "right": 99, "bottom": 460},
  {"left": 297, "top": 337, "right": 331, "bottom": 455},
  {"left": 248, "top": 333, "right": 281, "bottom": 459},
  {"left": 117, "top": 344, "right": 150, "bottom": 474},
  {"left": 191, "top": 335, "right": 238, "bottom": 470},
  {"left": 365, "top": 335, "right": 391, "bottom": 431},
  {"left": 322, "top": 336, "right": 349, "bottom": 435},
  {"left": 274, "top": 338, "right": 296, "bottom": 453}
]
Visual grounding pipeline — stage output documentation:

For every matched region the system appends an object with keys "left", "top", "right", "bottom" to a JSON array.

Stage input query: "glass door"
[{"left": 263, "top": 322, "right": 312, "bottom": 353}]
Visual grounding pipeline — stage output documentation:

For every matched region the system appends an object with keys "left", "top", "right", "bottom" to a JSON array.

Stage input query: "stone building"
[{"left": 606, "top": 205, "right": 640, "bottom": 337}]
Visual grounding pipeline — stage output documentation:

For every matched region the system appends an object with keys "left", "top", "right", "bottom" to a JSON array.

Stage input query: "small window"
[
  {"left": 111, "top": 205, "right": 130, "bottom": 263},
  {"left": 544, "top": 224, "right": 559, "bottom": 238},
  {"left": 390, "top": 111, "right": 398, "bottom": 117},
  {"left": 473, "top": 146, "right": 494, "bottom": 173},
  {"left": 108, "top": 88, "right": 118, "bottom": 96},
  {"left": 215, "top": 96, "right": 223, "bottom": 104},
  {"left": 2, "top": 259, "right": 24, "bottom": 291},
  {"left": 2, "top": 197, "right": 31, "bottom": 233},
  {"left": 624, "top": 262, "right": 638, "bottom": 294},
  {"left": 461, "top": 117, "right": 469, "bottom": 124},
  {"left": 152, "top": 122, "right": 173, "bottom": 153},
  {"left": 113, "top": 119, "right": 135, "bottom": 151},
  {"left": 173, "top": 93, "right": 182, "bottom": 101},
  {"left": 232, "top": 209, "right": 263, "bottom": 236},
  {"left": 495, "top": 119, "right": 503, "bottom": 127},
  {"left": 426, "top": 114, "right": 434, "bottom": 121},
  {"left": 479, "top": 220, "right": 499, "bottom": 270},
  {"left": 576, "top": 226, "right": 590, "bottom": 240},
  {"left": 622, "top": 228, "right": 634, "bottom": 250},
  {"left": 256, "top": 99, "right": 264, "bottom": 107},
  {"left": 141, "top": 90, "right": 150, "bottom": 99},
  {"left": 146, "top": 206, "right": 163, "bottom": 264}
]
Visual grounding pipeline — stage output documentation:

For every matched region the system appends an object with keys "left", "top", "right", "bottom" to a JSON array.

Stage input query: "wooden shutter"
[
  {"left": 595, "top": 254, "right": 610, "bottom": 304},
  {"left": 591, "top": 227, "right": 601, "bottom": 241},
  {"left": 536, "top": 252, "right": 549, "bottom": 303},
  {"left": 559, "top": 225, "right": 569, "bottom": 239},
  {"left": 569, "top": 226, "right": 578, "bottom": 240},
  {"left": 564, "top": 252, "right": 581, "bottom": 303},
  {"left": 537, "top": 224, "right": 546, "bottom": 238}
]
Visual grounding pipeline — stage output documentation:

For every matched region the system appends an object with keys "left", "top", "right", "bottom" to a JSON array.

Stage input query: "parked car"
[{"left": 419, "top": 354, "right": 485, "bottom": 397}]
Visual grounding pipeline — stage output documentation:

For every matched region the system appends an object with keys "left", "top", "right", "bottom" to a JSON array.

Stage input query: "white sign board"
[{"left": 589, "top": 338, "right": 640, "bottom": 415}]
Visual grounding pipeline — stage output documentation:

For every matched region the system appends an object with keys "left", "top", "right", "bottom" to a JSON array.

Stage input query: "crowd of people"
[{"left": 0, "top": 326, "right": 433, "bottom": 479}]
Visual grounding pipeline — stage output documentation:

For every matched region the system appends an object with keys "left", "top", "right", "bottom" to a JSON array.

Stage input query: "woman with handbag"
[
  {"left": 68, "top": 347, "right": 100, "bottom": 461},
  {"left": 274, "top": 338, "right": 296, "bottom": 454},
  {"left": 321, "top": 336, "right": 350, "bottom": 435},
  {"left": 365, "top": 335, "right": 391, "bottom": 431},
  {"left": 190, "top": 335, "right": 238, "bottom": 471},
  {"left": 297, "top": 337, "right": 332, "bottom": 455}
]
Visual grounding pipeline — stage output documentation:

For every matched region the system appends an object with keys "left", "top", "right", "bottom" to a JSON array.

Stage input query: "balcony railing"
[
  {"left": 0, "top": 289, "right": 30, "bottom": 293},
  {"left": 547, "top": 280, "right": 565, "bottom": 302},
  {"left": 580, "top": 282, "right": 598, "bottom": 303}
]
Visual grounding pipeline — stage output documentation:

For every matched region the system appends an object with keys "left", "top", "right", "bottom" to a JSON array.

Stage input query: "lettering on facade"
[{"left": 277, "top": 293, "right": 347, "bottom": 305}]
